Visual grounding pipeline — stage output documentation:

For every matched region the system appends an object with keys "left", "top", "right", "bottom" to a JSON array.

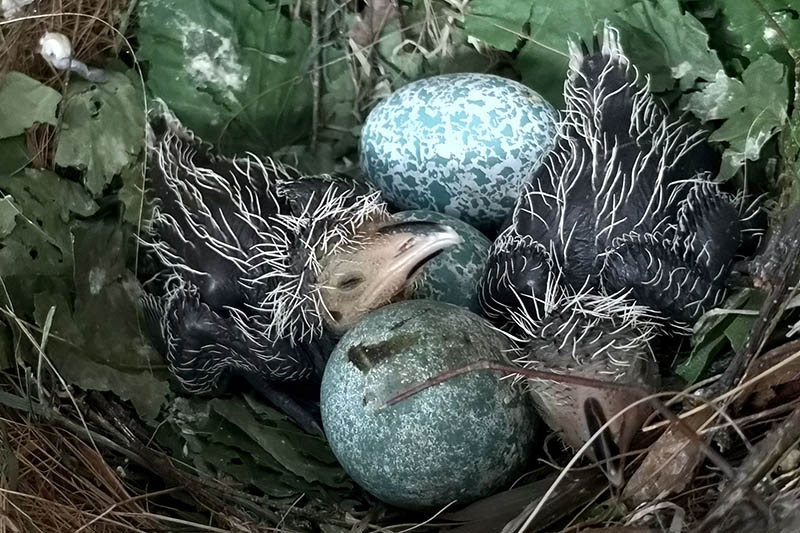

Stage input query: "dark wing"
[{"left": 144, "top": 118, "right": 297, "bottom": 311}]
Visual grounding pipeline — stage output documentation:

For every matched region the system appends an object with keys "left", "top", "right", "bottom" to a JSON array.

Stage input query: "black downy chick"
[
  {"left": 479, "top": 25, "right": 764, "bottom": 485},
  {"left": 140, "top": 112, "right": 461, "bottom": 434}
]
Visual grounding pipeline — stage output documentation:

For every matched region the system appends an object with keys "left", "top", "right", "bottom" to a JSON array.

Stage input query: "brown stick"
[
  {"left": 698, "top": 404, "right": 800, "bottom": 531},
  {"left": 310, "top": 0, "right": 321, "bottom": 149},
  {"left": 712, "top": 207, "right": 800, "bottom": 397}
]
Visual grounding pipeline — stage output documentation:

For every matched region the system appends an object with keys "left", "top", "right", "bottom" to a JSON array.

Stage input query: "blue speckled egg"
[
  {"left": 360, "top": 73, "right": 557, "bottom": 231},
  {"left": 395, "top": 210, "right": 490, "bottom": 313},
  {"left": 321, "top": 300, "right": 537, "bottom": 511}
]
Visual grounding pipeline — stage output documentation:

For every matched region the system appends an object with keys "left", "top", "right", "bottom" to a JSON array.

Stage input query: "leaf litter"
[{"left": 0, "top": 0, "right": 799, "bottom": 531}]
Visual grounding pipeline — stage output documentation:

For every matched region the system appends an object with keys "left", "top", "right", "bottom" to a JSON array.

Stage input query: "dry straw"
[{"left": 0, "top": 0, "right": 129, "bottom": 168}]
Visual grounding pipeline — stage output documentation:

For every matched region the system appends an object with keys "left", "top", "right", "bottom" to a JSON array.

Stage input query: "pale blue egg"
[
  {"left": 360, "top": 73, "right": 557, "bottom": 231},
  {"left": 321, "top": 300, "right": 537, "bottom": 510}
]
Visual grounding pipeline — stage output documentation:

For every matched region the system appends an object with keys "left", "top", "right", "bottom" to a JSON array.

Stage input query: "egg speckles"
[
  {"left": 360, "top": 73, "right": 557, "bottom": 231},
  {"left": 321, "top": 300, "right": 537, "bottom": 510},
  {"left": 395, "top": 210, "right": 490, "bottom": 313}
]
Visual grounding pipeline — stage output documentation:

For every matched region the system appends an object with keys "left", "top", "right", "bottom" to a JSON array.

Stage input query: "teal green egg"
[
  {"left": 320, "top": 300, "right": 537, "bottom": 511},
  {"left": 395, "top": 210, "right": 490, "bottom": 313},
  {"left": 360, "top": 73, "right": 557, "bottom": 231}
]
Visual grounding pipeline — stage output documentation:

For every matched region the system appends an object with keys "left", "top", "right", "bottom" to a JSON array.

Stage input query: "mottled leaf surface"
[
  {"left": 464, "top": 0, "right": 531, "bottom": 52},
  {"left": 716, "top": 0, "right": 800, "bottom": 61},
  {"left": 136, "top": 0, "right": 313, "bottom": 154},
  {"left": 684, "top": 55, "right": 789, "bottom": 179},
  {"left": 54, "top": 72, "right": 145, "bottom": 197},
  {"left": 0, "top": 169, "right": 98, "bottom": 277}
]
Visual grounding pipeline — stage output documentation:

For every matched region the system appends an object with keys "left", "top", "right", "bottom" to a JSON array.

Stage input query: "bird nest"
[
  {"left": 0, "top": 410, "right": 156, "bottom": 532},
  {"left": 1, "top": 1, "right": 799, "bottom": 532}
]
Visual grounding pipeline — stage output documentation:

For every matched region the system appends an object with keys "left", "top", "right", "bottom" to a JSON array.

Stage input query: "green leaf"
[
  {"left": 0, "top": 72, "right": 61, "bottom": 138},
  {"left": 31, "top": 290, "right": 168, "bottom": 421},
  {"left": 785, "top": 114, "right": 800, "bottom": 205},
  {"left": 0, "top": 195, "right": 16, "bottom": 238},
  {"left": 724, "top": 314, "right": 755, "bottom": 352},
  {"left": 159, "top": 396, "right": 351, "bottom": 498},
  {"left": 676, "top": 290, "right": 760, "bottom": 382},
  {"left": 71, "top": 221, "right": 164, "bottom": 371},
  {"left": 680, "top": 70, "right": 747, "bottom": 120},
  {"left": 464, "top": 0, "right": 531, "bottom": 52},
  {"left": 516, "top": 0, "right": 631, "bottom": 106},
  {"left": 717, "top": 0, "right": 800, "bottom": 61},
  {"left": 0, "top": 169, "right": 98, "bottom": 277},
  {"left": 118, "top": 164, "right": 147, "bottom": 227},
  {"left": 198, "top": 443, "right": 299, "bottom": 497},
  {"left": 43, "top": 340, "right": 168, "bottom": 420},
  {"left": 516, "top": 42, "right": 571, "bottom": 109},
  {"left": 210, "top": 398, "right": 348, "bottom": 487},
  {"left": 527, "top": 0, "right": 633, "bottom": 54},
  {"left": 0, "top": 136, "right": 32, "bottom": 176},
  {"left": 136, "top": 0, "right": 313, "bottom": 154},
  {"left": 685, "top": 55, "right": 788, "bottom": 179},
  {"left": 613, "top": 0, "right": 724, "bottom": 91},
  {"left": 676, "top": 318, "right": 730, "bottom": 383},
  {"left": 23, "top": 220, "right": 169, "bottom": 420},
  {"left": 0, "top": 322, "right": 12, "bottom": 370},
  {"left": 513, "top": 0, "right": 723, "bottom": 107},
  {"left": 54, "top": 72, "right": 145, "bottom": 197}
]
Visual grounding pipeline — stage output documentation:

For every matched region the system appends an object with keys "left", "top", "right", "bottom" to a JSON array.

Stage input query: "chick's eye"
[{"left": 337, "top": 274, "right": 365, "bottom": 290}]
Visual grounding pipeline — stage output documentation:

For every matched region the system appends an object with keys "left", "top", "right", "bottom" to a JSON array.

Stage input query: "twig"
[
  {"left": 0, "top": 391, "right": 151, "bottom": 470},
  {"left": 712, "top": 207, "right": 800, "bottom": 397},
  {"left": 113, "top": 0, "right": 139, "bottom": 54},
  {"left": 86, "top": 393, "right": 284, "bottom": 525},
  {"left": 310, "top": 0, "right": 321, "bottom": 149},
  {"left": 385, "top": 360, "right": 647, "bottom": 406},
  {"left": 0, "top": 390, "right": 286, "bottom": 528},
  {"left": 34, "top": 306, "right": 55, "bottom": 404},
  {"left": 698, "top": 405, "right": 800, "bottom": 531}
]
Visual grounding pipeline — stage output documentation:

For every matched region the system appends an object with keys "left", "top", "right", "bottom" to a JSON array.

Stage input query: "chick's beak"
[
  {"left": 374, "top": 219, "right": 463, "bottom": 279},
  {"left": 318, "top": 219, "right": 462, "bottom": 333}
]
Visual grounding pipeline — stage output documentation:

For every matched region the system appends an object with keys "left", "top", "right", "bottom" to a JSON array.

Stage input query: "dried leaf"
[
  {"left": 349, "top": 0, "right": 399, "bottom": 47},
  {"left": 623, "top": 411, "right": 712, "bottom": 505}
]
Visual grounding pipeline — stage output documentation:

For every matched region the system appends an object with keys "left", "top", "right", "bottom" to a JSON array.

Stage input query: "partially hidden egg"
[
  {"left": 360, "top": 73, "right": 557, "bottom": 231},
  {"left": 321, "top": 300, "right": 537, "bottom": 511},
  {"left": 395, "top": 210, "right": 490, "bottom": 313}
]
